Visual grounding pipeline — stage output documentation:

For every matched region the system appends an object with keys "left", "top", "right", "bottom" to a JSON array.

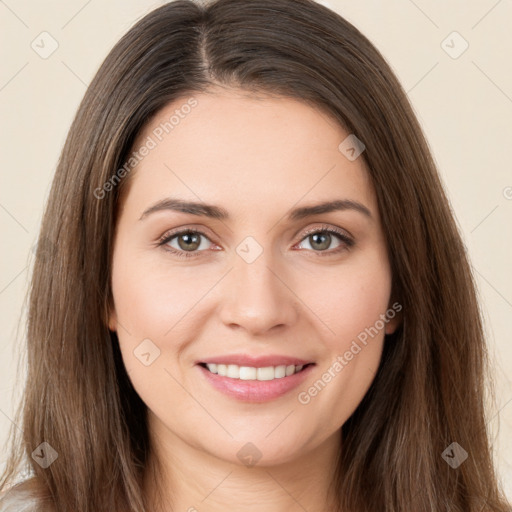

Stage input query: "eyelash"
[{"left": 157, "top": 224, "right": 354, "bottom": 259}]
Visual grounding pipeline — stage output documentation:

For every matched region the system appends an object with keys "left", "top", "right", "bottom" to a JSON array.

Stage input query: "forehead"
[{"left": 121, "top": 88, "right": 377, "bottom": 218}]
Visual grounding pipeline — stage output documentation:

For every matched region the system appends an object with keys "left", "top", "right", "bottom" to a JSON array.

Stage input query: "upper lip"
[{"left": 198, "top": 354, "right": 314, "bottom": 367}]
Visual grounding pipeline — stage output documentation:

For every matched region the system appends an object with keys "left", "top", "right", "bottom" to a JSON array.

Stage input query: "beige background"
[{"left": 1, "top": 0, "right": 511, "bottom": 498}]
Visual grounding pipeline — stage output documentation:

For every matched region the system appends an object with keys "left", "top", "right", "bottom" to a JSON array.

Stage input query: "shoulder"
[{"left": 0, "top": 486, "right": 40, "bottom": 512}]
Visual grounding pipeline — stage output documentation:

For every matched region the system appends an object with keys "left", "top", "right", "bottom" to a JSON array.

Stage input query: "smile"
[{"left": 197, "top": 360, "right": 316, "bottom": 402}]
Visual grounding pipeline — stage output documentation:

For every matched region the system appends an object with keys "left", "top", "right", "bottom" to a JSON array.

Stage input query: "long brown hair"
[{"left": 1, "top": 0, "right": 510, "bottom": 511}]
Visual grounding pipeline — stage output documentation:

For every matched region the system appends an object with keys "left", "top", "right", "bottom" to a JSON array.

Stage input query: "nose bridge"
[{"left": 218, "top": 239, "right": 298, "bottom": 334}]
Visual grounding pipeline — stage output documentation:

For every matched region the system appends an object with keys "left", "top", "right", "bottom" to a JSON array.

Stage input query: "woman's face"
[{"left": 109, "top": 88, "right": 399, "bottom": 466}]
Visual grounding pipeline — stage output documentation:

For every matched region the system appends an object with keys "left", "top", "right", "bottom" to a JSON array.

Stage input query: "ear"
[
  {"left": 384, "top": 301, "right": 403, "bottom": 335},
  {"left": 385, "top": 315, "right": 400, "bottom": 335},
  {"left": 107, "top": 305, "right": 117, "bottom": 332}
]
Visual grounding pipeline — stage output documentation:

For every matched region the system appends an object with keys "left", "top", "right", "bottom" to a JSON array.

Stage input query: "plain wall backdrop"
[{"left": 1, "top": 0, "right": 511, "bottom": 498}]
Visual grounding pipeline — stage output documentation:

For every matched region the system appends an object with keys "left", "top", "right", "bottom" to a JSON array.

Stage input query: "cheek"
[
  {"left": 110, "top": 249, "right": 205, "bottom": 338},
  {"left": 304, "top": 251, "right": 392, "bottom": 351},
  {"left": 294, "top": 252, "right": 392, "bottom": 422},
  {"left": 110, "top": 251, "right": 196, "bottom": 410}
]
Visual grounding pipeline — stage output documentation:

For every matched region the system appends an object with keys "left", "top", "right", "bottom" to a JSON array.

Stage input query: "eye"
[
  {"left": 294, "top": 225, "right": 354, "bottom": 256},
  {"left": 157, "top": 229, "right": 215, "bottom": 258}
]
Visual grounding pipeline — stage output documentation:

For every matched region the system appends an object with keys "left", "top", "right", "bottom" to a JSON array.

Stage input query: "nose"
[{"left": 218, "top": 249, "right": 300, "bottom": 336}]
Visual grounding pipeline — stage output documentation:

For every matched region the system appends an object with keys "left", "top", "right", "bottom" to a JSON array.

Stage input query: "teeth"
[
  {"left": 205, "top": 363, "right": 306, "bottom": 380},
  {"left": 227, "top": 364, "right": 239, "bottom": 378},
  {"left": 274, "top": 365, "right": 286, "bottom": 378},
  {"left": 240, "top": 366, "right": 257, "bottom": 380}
]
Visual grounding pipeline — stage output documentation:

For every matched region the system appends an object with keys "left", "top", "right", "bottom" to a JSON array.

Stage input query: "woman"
[{"left": 0, "top": 0, "right": 510, "bottom": 511}]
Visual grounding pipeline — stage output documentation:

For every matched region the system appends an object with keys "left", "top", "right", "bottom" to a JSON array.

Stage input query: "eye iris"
[
  {"left": 178, "top": 232, "right": 201, "bottom": 251},
  {"left": 310, "top": 232, "right": 331, "bottom": 251}
]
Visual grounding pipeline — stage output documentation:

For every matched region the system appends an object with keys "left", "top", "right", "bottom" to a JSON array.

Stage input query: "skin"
[{"left": 108, "top": 87, "right": 399, "bottom": 512}]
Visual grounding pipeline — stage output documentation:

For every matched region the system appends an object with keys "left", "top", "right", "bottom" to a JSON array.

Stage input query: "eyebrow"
[{"left": 139, "top": 197, "right": 372, "bottom": 222}]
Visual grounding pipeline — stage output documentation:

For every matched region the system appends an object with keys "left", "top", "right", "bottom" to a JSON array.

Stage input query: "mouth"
[
  {"left": 196, "top": 357, "right": 316, "bottom": 402},
  {"left": 198, "top": 362, "right": 314, "bottom": 381}
]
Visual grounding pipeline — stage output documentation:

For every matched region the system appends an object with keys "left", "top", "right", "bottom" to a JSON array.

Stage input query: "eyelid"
[
  {"left": 297, "top": 224, "right": 353, "bottom": 243},
  {"left": 156, "top": 224, "right": 217, "bottom": 245}
]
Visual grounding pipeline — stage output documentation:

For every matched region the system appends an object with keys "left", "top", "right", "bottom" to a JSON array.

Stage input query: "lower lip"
[{"left": 198, "top": 364, "right": 315, "bottom": 403}]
